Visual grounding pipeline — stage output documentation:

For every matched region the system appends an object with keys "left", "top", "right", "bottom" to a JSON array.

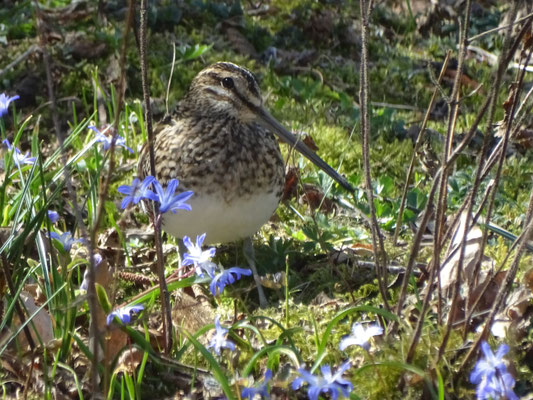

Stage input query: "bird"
[{"left": 138, "top": 62, "right": 353, "bottom": 306}]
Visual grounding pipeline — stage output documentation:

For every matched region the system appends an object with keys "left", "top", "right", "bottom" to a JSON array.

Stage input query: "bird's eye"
[{"left": 222, "top": 77, "right": 234, "bottom": 89}]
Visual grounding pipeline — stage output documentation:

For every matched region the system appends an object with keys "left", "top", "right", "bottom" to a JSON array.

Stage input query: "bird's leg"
[{"left": 243, "top": 237, "right": 268, "bottom": 308}]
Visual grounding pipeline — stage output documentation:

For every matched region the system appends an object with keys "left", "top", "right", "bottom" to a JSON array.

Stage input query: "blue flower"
[
  {"left": 106, "top": 304, "right": 144, "bottom": 326},
  {"left": 206, "top": 315, "right": 235, "bottom": 355},
  {"left": 339, "top": 321, "right": 383, "bottom": 351},
  {"left": 182, "top": 234, "right": 217, "bottom": 278},
  {"left": 80, "top": 253, "right": 103, "bottom": 291},
  {"left": 151, "top": 179, "right": 193, "bottom": 214},
  {"left": 117, "top": 176, "right": 158, "bottom": 209},
  {"left": 47, "top": 210, "right": 60, "bottom": 224},
  {"left": 89, "top": 125, "right": 133, "bottom": 153},
  {"left": 242, "top": 369, "right": 272, "bottom": 400},
  {"left": 476, "top": 371, "right": 518, "bottom": 400},
  {"left": 13, "top": 148, "right": 36, "bottom": 167},
  {"left": 470, "top": 341, "right": 518, "bottom": 400},
  {"left": 3, "top": 138, "right": 36, "bottom": 167},
  {"left": 48, "top": 231, "right": 85, "bottom": 252},
  {"left": 0, "top": 93, "right": 19, "bottom": 118},
  {"left": 470, "top": 341, "right": 509, "bottom": 385},
  {"left": 292, "top": 361, "right": 352, "bottom": 400},
  {"left": 209, "top": 267, "right": 252, "bottom": 296}
]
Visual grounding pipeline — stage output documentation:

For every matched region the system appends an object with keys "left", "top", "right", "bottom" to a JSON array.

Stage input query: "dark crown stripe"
[{"left": 212, "top": 62, "right": 260, "bottom": 99}]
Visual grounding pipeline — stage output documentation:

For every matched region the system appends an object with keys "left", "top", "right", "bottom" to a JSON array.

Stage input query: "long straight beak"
[{"left": 257, "top": 108, "right": 354, "bottom": 193}]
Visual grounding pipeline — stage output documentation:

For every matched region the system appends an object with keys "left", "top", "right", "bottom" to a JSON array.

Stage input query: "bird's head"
[{"left": 184, "top": 62, "right": 263, "bottom": 123}]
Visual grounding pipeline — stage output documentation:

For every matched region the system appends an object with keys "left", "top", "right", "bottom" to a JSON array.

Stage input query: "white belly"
[{"left": 161, "top": 191, "right": 280, "bottom": 244}]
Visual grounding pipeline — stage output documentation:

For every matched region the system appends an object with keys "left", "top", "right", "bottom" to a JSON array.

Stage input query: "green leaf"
[
  {"left": 179, "top": 328, "right": 236, "bottom": 400},
  {"left": 95, "top": 283, "right": 112, "bottom": 314},
  {"left": 241, "top": 345, "right": 301, "bottom": 377},
  {"left": 179, "top": 44, "right": 213, "bottom": 61}
]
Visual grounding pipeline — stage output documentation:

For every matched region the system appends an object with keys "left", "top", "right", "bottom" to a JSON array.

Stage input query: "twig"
[
  {"left": 467, "top": 45, "right": 533, "bottom": 72},
  {"left": 21, "top": 349, "right": 35, "bottom": 400},
  {"left": 468, "top": 11, "right": 533, "bottom": 43},
  {"left": 406, "top": 0, "right": 473, "bottom": 364},
  {"left": 33, "top": 0, "right": 101, "bottom": 393},
  {"left": 458, "top": 191, "right": 533, "bottom": 374},
  {"left": 392, "top": 52, "right": 450, "bottom": 245},
  {"left": 435, "top": 10, "right": 482, "bottom": 363},
  {"left": 469, "top": 187, "right": 533, "bottom": 320},
  {"left": 91, "top": 0, "right": 135, "bottom": 247},
  {"left": 87, "top": 4, "right": 136, "bottom": 394},
  {"left": 139, "top": 0, "right": 173, "bottom": 353},
  {"left": 0, "top": 45, "right": 40, "bottom": 78},
  {"left": 393, "top": 174, "right": 438, "bottom": 322},
  {"left": 369, "top": 102, "right": 421, "bottom": 112},
  {"left": 461, "top": 0, "right": 522, "bottom": 338},
  {"left": 463, "top": 41, "right": 533, "bottom": 340},
  {"left": 393, "top": 62, "right": 493, "bottom": 329},
  {"left": 165, "top": 42, "right": 177, "bottom": 116},
  {"left": 359, "top": 0, "right": 390, "bottom": 312},
  {"left": 393, "top": 1, "right": 525, "bottom": 337},
  {"left": 31, "top": 96, "right": 81, "bottom": 114}
]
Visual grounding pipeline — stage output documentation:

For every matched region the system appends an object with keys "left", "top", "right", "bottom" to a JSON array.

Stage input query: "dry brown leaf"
[
  {"left": 12, "top": 291, "right": 54, "bottom": 349},
  {"left": 114, "top": 347, "right": 144, "bottom": 375},
  {"left": 282, "top": 167, "right": 300, "bottom": 202},
  {"left": 302, "top": 133, "right": 319, "bottom": 152},
  {"left": 172, "top": 287, "right": 215, "bottom": 334},
  {"left": 439, "top": 212, "right": 483, "bottom": 292},
  {"left": 299, "top": 184, "right": 336, "bottom": 214},
  {"left": 488, "top": 285, "right": 532, "bottom": 339}
]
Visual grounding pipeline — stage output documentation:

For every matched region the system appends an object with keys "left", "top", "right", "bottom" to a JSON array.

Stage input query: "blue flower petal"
[
  {"left": 0, "top": 93, "right": 19, "bottom": 117},
  {"left": 47, "top": 210, "right": 60, "bottom": 224},
  {"left": 106, "top": 304, "right": 144, "bottom": 326}
]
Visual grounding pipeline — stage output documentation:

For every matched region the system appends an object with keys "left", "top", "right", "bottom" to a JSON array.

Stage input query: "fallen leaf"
[
  {"left": 440, "top": 212, "right": 483, "bottom": 292},
  {"left": 114, "top": 347, "right": 144, "bottom": 375},
  {"left": 12, "top": 291, "right": 54, "bottom": 349},
  {"left": 282, "top": 167, "right": 300, "bottom": 202}
]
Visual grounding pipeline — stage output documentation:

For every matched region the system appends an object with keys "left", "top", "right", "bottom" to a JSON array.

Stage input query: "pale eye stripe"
[
  {"left": 205, "top": 86, "right": 230, "bottom": 97},
  {"left": 204, "top": 87, "right": 241, "bottom": 110}
]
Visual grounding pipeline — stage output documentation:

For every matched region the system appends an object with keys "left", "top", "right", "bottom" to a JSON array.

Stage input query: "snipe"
[{"left": 138, "top": 62, "right": 352, "bottom": 305}]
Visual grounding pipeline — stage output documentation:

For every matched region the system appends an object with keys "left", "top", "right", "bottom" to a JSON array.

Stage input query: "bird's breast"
[{"left": 162, "top": 190, "right": 281, "bottom": 244}]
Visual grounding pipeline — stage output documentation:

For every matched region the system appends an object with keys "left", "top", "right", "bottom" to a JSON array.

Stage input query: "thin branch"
[
  {"left": 406, "top": 0, "right": 473, "bottom": 363},
  {"left": 393, "top": 52, "right": 450, "bottom": 245},
  {"left": 458, "top": 191, "right": 533, "bottom": 374},
  {"left": 91, "top": 0, "right": 135, "bottom": 245},
  {"left": 0, "top": 45, "right": 40, "bottom": 78},
  {"left": 463, "top": 0, "right": 521, "bottom": 337},
  {"left": 165, "top": 43, "right": 177, "bottom": 117},
  {"left": 393, "top": 59, "right": 493, "bottom": 326},
  {"left": 33, "top": 0, "right": 100, "bottom": 393},
  {"left": 369, "top": 101, "right": 421, "bottom": 111},
  {"left": 468, "top": 11, "right": 533, "bottom": 43},
  {"left": 359, "top": 0, "right": 390, "bottom": 312},
  {"left": 139, "top": 0, "right": 173, "bottom": 353},
  {"left": 463, "top": 38, "right": 533, "bottom": 339}
]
